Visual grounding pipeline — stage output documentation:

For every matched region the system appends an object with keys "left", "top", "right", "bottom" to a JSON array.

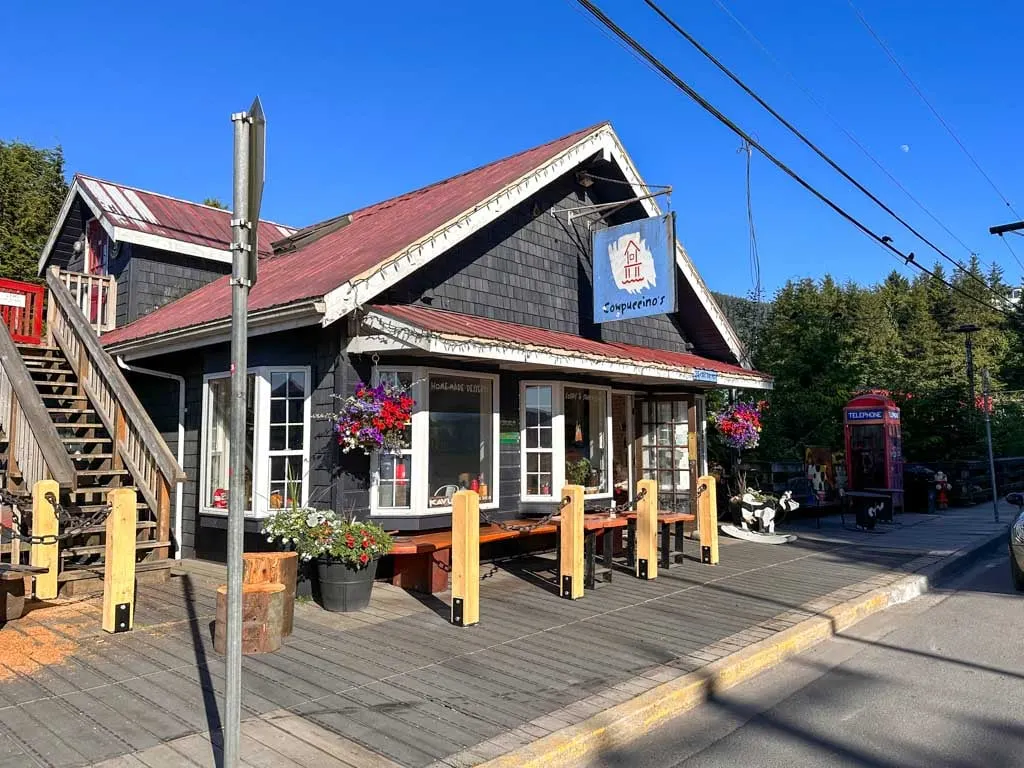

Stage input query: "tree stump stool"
[
  {"left": 242, "top": 552, "right": 298, "bottom": 636},
  {"left": 214, "top": 583, "right": 285, "bottom": 655}
]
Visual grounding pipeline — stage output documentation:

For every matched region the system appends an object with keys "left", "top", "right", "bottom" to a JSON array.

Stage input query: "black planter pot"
[{"left": 316, "top": 558, "right": 378, "bottom": 612}]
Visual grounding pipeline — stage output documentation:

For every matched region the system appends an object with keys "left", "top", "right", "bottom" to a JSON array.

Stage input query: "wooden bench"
[
  {"left": 1, "top": 563, "right": 48, "bottom": 622},
  {"left": 390, "top": 519, "right": 557, "bottom": 594},
  {"left": 623, "top": 511, "right": 697, "bottom": 569}
]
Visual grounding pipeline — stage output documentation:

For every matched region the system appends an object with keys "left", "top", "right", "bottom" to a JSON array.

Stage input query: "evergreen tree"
[{"left": 0, "top": 140, "right": 68, "bottom": 282}]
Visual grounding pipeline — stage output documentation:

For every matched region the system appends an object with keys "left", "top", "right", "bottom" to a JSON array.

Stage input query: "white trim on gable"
[
  {"left": 320, "top": 124, "right": 749, "bottom": 367},
  {"left": 111, "top": 227, "right": 233, "bottom": 264}
]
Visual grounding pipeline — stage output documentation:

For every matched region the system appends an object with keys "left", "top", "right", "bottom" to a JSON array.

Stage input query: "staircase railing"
[
  {"left": 0, "top": 321, "right": 76, "bottom": 492},
  {"left": 46, "top": 267, "right": 185, "bottom": 558},
  {"left": 56, "top": 270, "right": 117, "bottom": 334}
]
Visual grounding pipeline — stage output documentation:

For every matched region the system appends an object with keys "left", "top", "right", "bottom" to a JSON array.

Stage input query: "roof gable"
[
  {"left": 38, "top": 175, "right": 297, "bottom": 272},
  {"left": 101, "top": 122, "right": 748, "bottom": 367}
]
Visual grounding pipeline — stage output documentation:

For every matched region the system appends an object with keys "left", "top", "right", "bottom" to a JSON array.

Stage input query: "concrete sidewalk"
[{"left": 0, "top": 503, "right": 1008, "bottom": 768}]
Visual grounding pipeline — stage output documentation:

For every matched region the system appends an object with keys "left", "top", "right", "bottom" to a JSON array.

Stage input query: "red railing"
[{"left": 0, "top": 279, "right": 44, "bottom": 345}]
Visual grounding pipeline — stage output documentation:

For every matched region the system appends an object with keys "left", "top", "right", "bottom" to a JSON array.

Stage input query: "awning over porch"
[{"left": 354, "top": 304, "right": 772, "bottom": 390}]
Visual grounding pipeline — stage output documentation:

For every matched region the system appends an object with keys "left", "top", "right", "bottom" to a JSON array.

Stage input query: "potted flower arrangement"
[
  {"left": 262, "top": 507, "right": 393, "bottom": 612},
  {"left": 711, "top": 400, "right": 767, "bottom": 521},
  {"left": 323, "top": 381, "right": 414, "bottom": 455}
]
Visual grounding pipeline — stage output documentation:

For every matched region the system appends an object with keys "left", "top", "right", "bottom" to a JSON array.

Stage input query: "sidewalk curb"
[{"left": 481, "top": 526, "right": 1008, "bottom": 768}]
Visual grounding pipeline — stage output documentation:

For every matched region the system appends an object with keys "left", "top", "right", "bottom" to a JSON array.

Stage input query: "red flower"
[
  {"left": 361, "top": 538, "right": 369, "bottom": 549},
  {"left": 359, "top": 552, "right": 370, "bottom": 564}
]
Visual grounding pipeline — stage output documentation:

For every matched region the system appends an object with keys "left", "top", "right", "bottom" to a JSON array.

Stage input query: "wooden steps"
[{"left": 60, "top": 540, "right": 170, "bottom": 558}]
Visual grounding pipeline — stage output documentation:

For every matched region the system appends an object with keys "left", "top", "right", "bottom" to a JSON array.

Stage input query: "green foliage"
[
  {"left": 0, "top": 141, "right": 68, "bottom": 282},
  {"left": 716, "top": 262, "right": 1024, "bottom": 464},
  {"left": 565, "top": 457, "right": 592, "bottom": 487},
  {"left": 203, "top": 197, "right": 227, "bottom": 210}
]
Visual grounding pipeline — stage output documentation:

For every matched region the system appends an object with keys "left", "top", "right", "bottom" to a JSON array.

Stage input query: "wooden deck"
[{"left": 0, "top": 506, "right": 1008, "bottom": 768}]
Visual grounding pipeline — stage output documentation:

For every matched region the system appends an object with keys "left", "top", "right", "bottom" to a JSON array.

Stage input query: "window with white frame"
[
  {"left": 521, "top": 382, "right": 612, "bottom": 500},
  {"left": 371, "top": 367, "right": 499, "bottom": 516},
  {"left": 201, "top": 367, "right": 311, "bottom": 516}
]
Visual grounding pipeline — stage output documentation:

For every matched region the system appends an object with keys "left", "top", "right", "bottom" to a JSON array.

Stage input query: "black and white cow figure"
[{"left": 739, "top": 490, "right": 800, "bottom": 535}]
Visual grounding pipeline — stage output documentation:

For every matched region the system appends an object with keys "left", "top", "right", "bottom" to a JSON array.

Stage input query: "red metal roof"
[
  {"left": 77, "top": 175, "right": 296, "bottom": 257},
  {"left": 371, "top": 304, "right": 770, "bottom": 381},
  {"left": 101, "top": 123, "right": 606, "bottom": 348}
]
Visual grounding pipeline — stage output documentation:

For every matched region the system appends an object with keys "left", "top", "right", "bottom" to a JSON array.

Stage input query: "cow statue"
[{"left": 739, "top": 490, "right": 799, "bottom": 535}]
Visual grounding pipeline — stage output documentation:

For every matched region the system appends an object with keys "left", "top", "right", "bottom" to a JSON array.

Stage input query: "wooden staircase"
[
  {"left": 15, "top": 343, "right": 168, "bottom": 571},
  {"left": 0, "top": 270, "right": 185, "bottom": 593}
]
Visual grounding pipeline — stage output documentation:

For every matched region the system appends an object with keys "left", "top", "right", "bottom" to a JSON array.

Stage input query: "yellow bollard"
[
  {"left": 697, "top": 475, "right": 719, "bottom": 565},
  {"left": 30, "top": 480, "right": 59, "bottom": 600},
  {"left": 560, "top": 485, "right": 584, "bottom": 599},
  {"left": 103, "top": 488, "right": 138, "bottom": 633},
  {"left": 635, "top": 479, "right": 658, "bottom": 579},
  {"left": 451, "top": 490, "right": 480, "bottom": 627}
]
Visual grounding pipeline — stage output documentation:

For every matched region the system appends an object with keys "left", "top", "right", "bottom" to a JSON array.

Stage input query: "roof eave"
[{"left": 104, "top": 300, "right": 325, "bottom": 361}]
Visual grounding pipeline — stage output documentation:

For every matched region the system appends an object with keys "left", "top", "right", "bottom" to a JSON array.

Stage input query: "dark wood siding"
[
  {"left": 127, "top": 245, "right": 229, "bottom": 324},
  {"left": 381, "top": 170, "right": 694, "bottom": 355},
  {"left": 48, "top": 197, "right": 89, "bottom": 271}
]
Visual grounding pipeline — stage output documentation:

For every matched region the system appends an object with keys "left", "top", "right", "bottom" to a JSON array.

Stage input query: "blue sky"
[{"left": 4, "top": 0, "right": 1022, "bottom": 297}]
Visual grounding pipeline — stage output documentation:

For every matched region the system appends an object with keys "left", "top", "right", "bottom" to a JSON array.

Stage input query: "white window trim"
[
  {"left": 199, "top": 366, "right": 312, "bottom": 519},
  {"left": 612, "top": 390, "right": 636, "bottom": 495},
  {"left": 370, "top": 366, "right": 501, "bottom": 518},
  {"left": 520, "top": 381, "right": 614, "bottom": 502}
]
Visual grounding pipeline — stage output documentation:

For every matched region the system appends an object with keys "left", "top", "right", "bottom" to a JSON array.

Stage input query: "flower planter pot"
[{"left": 316, "top": 558, "right": 378, "bottom": 612}]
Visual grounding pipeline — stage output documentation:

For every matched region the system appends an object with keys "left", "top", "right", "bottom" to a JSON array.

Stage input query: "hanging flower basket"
[
  {"left": 712, "top": 401, "right": 765, "bottom": 452},
  {"left": 323, "top": 381, "right": 414, "bottom": 454}
]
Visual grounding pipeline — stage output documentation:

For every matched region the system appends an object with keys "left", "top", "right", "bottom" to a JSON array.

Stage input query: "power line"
[
  {"left": 739, "top": 140, "right": 761, "bottom": 302},
  {"left": 642, "top": 0, "right": 1013, "bottom": 310},
  {"left": 707, "top": 0, "right": 984, "bottom": 263},
  {"left": 569, "top": 0, "right": 1016, "bottom": 321},
  {"left": 1001, "top": 235, "right": 1024, "bottom": 275},
  {"left": 846, "top": 0, "right": 1021, "bottom": 220}
]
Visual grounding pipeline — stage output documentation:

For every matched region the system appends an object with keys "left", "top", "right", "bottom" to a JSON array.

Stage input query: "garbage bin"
[{"left": 903, "top": 464, "right": 935, "bottom": 513}]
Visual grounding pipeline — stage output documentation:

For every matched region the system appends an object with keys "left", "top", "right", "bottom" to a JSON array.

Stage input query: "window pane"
[
  {"left": 428, "top": 375, "right": 493, "bottom": 505},
  {"left": 287, "top": 425, "right": 303, "bottom": 451},
  {"left": 270, "top": 399, "right": 286, "bottom": 424},
  {"left": 674, "top": 422, "right": 687, "bottom": 446},
  {"left": 205, "top": 375, "right": 255, "bottom": 509},
  {"left": 271, "top": 372, "right": 288, "bottom": 397},
  {"left": 288, "top": 398, "right": 303, "bottom": 423},
  {"left": 564, "top": 388, "right": 607, "bottom": 494},
  {"left": 288, "top": 371, "right": 305, "bottom": 398},
  {"left": 269, "top": 425, "right": 286, "bottom": 451}
]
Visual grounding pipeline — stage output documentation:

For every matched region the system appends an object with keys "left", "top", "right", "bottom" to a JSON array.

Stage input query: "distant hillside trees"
[{"left": 0, "top": 140, "right": 68, "bottom": 282}]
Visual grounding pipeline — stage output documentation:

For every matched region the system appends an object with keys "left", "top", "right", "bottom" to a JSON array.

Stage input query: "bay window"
[
  {"left": 521, "top": 382, "right": 612, "bottom": 500},
  {"left": 371, "top": 367, "right": 500, "bottom": 516},
  {"left": 201, "top": 367, "right": 311, "bottom": 516}
]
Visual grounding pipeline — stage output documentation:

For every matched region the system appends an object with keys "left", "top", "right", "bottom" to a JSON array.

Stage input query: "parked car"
[{"left": 1005, "top": 493, "right": 1024, "bottom": 591}]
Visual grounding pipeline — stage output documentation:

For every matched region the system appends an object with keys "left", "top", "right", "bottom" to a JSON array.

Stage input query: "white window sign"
[{"left": 0, "top": 291, "right": 27, "bottom": 309}]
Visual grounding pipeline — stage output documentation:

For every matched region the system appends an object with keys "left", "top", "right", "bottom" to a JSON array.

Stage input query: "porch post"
[
  {"left": 560, "top": 485, "right": 584, "bottom": 599},
  {"left": 635, "top": 478, "right": 658, "bottom": 579},
  {"left": 451, "top": 490, "right": 480, "bottom": 627}
]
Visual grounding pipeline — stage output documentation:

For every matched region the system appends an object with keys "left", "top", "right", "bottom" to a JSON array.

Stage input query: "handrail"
[
  {"left": 46, "top": 269, "right": 185, "bottom": 556},
  {"left": 0, "top": 321, "right": 76, "bottom": 490},
  {"left": 57, "top": 271, "right": 117, "bottom": 334}
]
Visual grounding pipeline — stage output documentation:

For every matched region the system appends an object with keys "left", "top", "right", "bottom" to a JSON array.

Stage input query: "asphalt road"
[{"left": 594, "top": 550, "right": 1024, "bottom": 768}]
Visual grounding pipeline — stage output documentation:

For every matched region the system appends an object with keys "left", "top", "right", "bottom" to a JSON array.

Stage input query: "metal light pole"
[
  {"left": 225, "top": 97, "right": 265, "bottom": 768},
  {"left": 956, "top": 323, "right": 979, "bottom": 406},
  {"left": 982, "top": 369, "right": 999, "bottom": 524}
]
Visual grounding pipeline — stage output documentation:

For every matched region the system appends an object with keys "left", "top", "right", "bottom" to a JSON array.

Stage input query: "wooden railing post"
[
  {"left": 103, "top": 488, "right": 137, "bottom": 633},
  {"left": 451, "top": 489, "right": 480, "bottom": 627},
  {"left": 697, "top": 475, "right": 719, "bottom": 565},
  {"left": 30, "top": 480, "right": 59, "bottom": 600},
  {"left": 635, "top": 478, "right": 658, "bottom": 580},
  {"left": 155, "top": 479, "right": 171, "bottom": 559},
  {"left": 560, "top": 485, "right": 584, "bottom": 599}
]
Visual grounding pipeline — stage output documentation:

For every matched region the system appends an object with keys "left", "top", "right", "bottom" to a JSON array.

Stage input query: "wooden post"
[
  {"left": 111, "top": 406, "right": 126, "bottom": 472},
  {"left": 635, "top": 478, "right": 658, "bottom": 580},
  {"left": 154, "top": 478, "right": 171, "bottom": 559},
  {"left": 697, "top": 475, "right": 719, "bottom": 565},
  {"left": 243, "top": 552, "right": 298, "bottom": 636},
  {"left": 103, "top": 487, "right": 137, "bottom": 633},
  {"left": 30, "top": 479, "right": 59, "bottom": 600},
  {"left": 450, "top": 490, "right": 480, "bottom": 627},
  {"left": 560, "top": 485, "right": 584, "bottom": 599}
]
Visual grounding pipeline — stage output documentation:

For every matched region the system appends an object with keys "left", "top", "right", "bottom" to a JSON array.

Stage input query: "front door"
[{"left": 635, "top": 397, "right": 695, "bottom": 513}]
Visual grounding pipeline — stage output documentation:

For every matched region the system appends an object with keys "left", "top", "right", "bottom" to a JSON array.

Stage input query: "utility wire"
[
  {"left": 570, "top": 0, "right": 1015, "bottom": 320},
  {"left": 1001, "top": 235, "right": 1024, "bottom": 275},
  {"left": 708, "top": 0, "right": 982, "bottom": 262},
  {"left": 846, "top": 0, "right": 1021, "bottom": 220},
  {"left": 739, "top": 140, "right": 761, "bottom": 302},
  {"left": 642, "top": 0, "right": 1012, "bottom": 309}
]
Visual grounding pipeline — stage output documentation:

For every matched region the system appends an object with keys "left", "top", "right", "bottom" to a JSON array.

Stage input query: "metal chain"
[
  {"left": 480, "top": 495, "right": 572, "bottom": 533},
  {"left": 0, "top": 488, "right": 113, "bottom": 545}
]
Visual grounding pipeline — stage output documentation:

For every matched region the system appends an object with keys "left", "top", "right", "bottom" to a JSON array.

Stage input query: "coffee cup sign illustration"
[{"left": 592, "top": 213, "right": 676, "bottom": 323}]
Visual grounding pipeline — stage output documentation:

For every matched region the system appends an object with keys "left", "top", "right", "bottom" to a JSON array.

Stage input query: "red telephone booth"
[{"left": 844, "top": 393, "right": 903, "bottom": 496}]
